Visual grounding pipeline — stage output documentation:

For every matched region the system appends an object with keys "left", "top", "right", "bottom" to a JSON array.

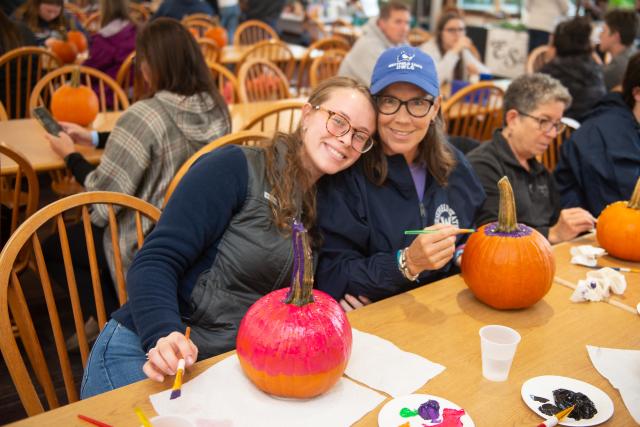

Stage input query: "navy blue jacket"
[
  {"left": 316, "top": 147, "right": 486, "bottom": 301},
  {"left": 554, "top": 92, "right": 640, "bottom": 216}
]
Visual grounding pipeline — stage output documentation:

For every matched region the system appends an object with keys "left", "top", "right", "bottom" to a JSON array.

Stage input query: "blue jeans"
[
  {"left": 81, "top": 319, "right": 147, "bottom": 399},
  {"left": 219, "top": 5, "right": 240, "bottom": 44}
]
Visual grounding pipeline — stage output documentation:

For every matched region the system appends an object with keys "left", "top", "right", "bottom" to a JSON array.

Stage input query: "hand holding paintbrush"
[
  {"left": 402, "top": 224, "right": 467, "bottom": 277},
  {"left": 143, "top": 326, "right": 197, "bottom": 384}
]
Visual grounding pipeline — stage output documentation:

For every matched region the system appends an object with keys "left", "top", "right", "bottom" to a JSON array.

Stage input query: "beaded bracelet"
[{"left": 397, "top": 248, "right": 419, "bottom": 281}]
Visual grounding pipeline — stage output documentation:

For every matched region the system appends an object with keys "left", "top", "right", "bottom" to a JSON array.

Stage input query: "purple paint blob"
[
  {"left": 483, "top": 222, "right": 533, "bottom": 238},
  {"left": 418, "top": 399, "right": 440, "bottom": 422}
]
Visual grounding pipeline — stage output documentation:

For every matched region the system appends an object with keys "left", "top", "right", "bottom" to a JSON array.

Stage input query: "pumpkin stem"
[
  {"left": 496, "top": 176, "right": 519, "bottom": 233},
  {"left": 284, "top": 220, "right": 315, "bottom": 307},
  {"left": 629, "top": 177, "right": 640, "bottom": 209},
  {"left": 70, "top": 66, "right": 81, "bottom": 88}
]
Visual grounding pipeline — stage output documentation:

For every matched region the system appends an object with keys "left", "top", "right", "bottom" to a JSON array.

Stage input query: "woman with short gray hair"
[{"left": 467, "top": 73, "right": 596, "bottom": 244}]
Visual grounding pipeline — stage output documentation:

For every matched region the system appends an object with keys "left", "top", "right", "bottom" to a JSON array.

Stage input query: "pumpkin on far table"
[
  {"left": 51, "top": 66, "right": 99, "bottom": 126},
  {"left": 236, "top": 222, "right": 352, "bottom": 399},
  {"left": 461, "top": 176, "right": 555, "bottom": 309},
  {"left": 67, "top": 20, "right": 87, "bottom": 53},
  {"left": 596, "top": 177, "right": 640, "bottom": 262},
  {"left": 45, "top": 36, "right": 77, "bottom": 65},
  {"left": 205, "top": 26, "right": 227, "bottom": 48}
]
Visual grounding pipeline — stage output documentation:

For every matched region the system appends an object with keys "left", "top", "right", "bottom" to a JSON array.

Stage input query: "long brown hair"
[
  {"left": 136, "top": 18, "right": 230, "bottom": 125},
  {"left": 16, "top": 0, "right": 66, "bottom": 33},
  {"left": 265, "top": 76, "right": 375, "bottom": 234},
  {"left": 100, "top": 0, "right": 131, "bottom": 28},
  {"left": 435, "top": 9, "right": 465, "bottom": 80},
  {"left": 363, "top": 110, "right": 457, "bottom": 187},
  {"left": 0, "top": 11, "right": 23, "bottom": 53}
]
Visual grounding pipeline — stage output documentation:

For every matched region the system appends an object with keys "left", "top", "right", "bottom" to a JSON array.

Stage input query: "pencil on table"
[
  {"left": 77, "top": 414, "right": 113, "bottom": 427},
  {"left": 169, "top": 326, "right": 191, "bottom": 400}
]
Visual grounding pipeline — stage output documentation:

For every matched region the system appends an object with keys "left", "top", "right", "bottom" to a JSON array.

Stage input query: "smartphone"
[{"left": 31, "top": 106, "right": 64, "bottom": 136}]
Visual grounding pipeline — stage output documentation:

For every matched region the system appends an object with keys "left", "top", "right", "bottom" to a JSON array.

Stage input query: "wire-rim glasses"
[
  {"left": 375, "top": 94, "right": 435, "bottom": 118},
  {"left": 518, "top": 111, "right": 566, "bottom": 134},
  {"left": 312, "top": 106, "right": 373, "bottom": 153}
]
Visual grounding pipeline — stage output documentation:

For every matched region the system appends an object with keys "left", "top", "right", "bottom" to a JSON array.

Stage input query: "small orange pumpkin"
[
  {"left": 45, "top": 28, "right": 78, "bottom": 64},
  {"left": 204, "top": 26, "right": 227, "bottom": 48},
  {"left": 51, "top": 67, "right": 99, "bottom": 126},
  {"left": 67, "top": 19, "right": 87, "bottom": 53},
  {"left": 596, "top": 177, "right": 640, "bottom": 261},
  {"left": 461, "top": 176, "right": 555, "bottom": 309}
]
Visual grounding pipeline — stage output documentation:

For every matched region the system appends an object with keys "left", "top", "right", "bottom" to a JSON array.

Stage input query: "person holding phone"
[
  {"left": 316, "top": 46, "right": 486, "bottom": 311},
  {"left": 43, "top": 18, "right": 231, "bottom": 336}
]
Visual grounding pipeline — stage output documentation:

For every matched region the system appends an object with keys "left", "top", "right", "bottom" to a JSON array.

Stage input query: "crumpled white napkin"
[
  {"left": 570, "top": 267, "right": 627, "bottom": 302},
  {"left": 570, "top": 245, "right": 606, "bottom": 267}
]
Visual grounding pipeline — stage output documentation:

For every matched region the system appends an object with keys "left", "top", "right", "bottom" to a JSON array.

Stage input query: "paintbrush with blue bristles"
[{"left": 169, "top": 326, "right": 191, "bottom": 400}]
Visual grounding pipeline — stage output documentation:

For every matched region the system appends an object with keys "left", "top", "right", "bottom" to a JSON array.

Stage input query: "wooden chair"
[
  {"left": 184, "top": 19, "right": 217, "bottom": 38},
  {"left": 0, "top": 144, "right": 39, "bottom": 273},
  {"left": 409, "top": 27, "right": 432, "bottom": 46},
  {"left": 297, "top": 36, "right": 350, "bottom": 95},
  {"left": 539, "top": 121, "right": 577, "bottom": 171},
  {"left": 208, "top": 62, "right": 239, "bottom": 104},
  {"left": 233, "top": 19, "right": 279, "bottom": 46},
  {"left": 526, "top": 45, "right": 554, "bottom": 73},
  {"left": 238, "top": 58, "right": 291, "bottom": 102},
  {"left": 309, "top": 49, "right": 347, "bottom": 89},
  {"left": 0, "top": 47, "right": 62, "bottom": 119},
  {"left": 0, "top": 191, "right": 161, "bottom": 416},
  {"left": 29, "top": 65, "right": 129, "bottom": 116},
  {"left": 238, "top": 40, "right": 295, "bottom": 80},
  {"left": 197, "top": 38, "right": 220, "bottom": 64},
  {"left": 115, "top": 51, "right": 144, "bottom": 104},
  {"left": 128, "top": 3, "right": 150, "bottom": 25},
  {"left": 164, "top": 131, "right": 271, "bottom": 206},
  {"left": 182, "top": 13, "right": 218, "bottom": 26},
  {"left": 241, "top": 101, "right": 305, "bottom": 134},
  {"left": 82, "top": 12, "right": 101, "bottom": 35},
  {"left": 0, "top": 100, "right": 7, "bottom": 121},
  {"left": 329, "top": 19, "right": 358, "bottom": 45},
  {"left": 442, "top": 82, "right": 504, "bottom": 142}
]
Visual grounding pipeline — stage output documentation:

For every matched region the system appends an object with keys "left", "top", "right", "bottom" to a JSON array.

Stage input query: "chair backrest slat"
[
  {"left": 241, "top": 101, "right": 304, "bottom": 134},
  {"left": 442, "top": 82, "right": 505, "bottom": 141}
]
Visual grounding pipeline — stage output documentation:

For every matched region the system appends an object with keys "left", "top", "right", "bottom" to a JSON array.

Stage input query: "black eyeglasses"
[
  {"left": 517, "top": 111, "right": 566, "bottom": 134},
  {"left": 375, "top": 95, "right": 435, "bottom": 118},
  {"left": 312, "top": 106, "right": 373, "bottom": 153}
]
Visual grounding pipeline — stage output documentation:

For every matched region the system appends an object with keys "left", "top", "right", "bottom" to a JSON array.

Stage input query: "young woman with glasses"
[
  {"left": 467, "top": 73, "right": 596, "bottom": 244},
  {"left": 80, "top": 76, "right": 376, "bottom": 398},
  {"left": 419, "top": 10, "right": 490, "bottom": 85},
  {"left": 315, "top": 46, "right": 486, "bottom": 311}
]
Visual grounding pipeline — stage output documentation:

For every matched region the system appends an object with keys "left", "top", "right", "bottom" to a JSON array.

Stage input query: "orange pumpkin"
[
  {"left": 46, "top": 37, "right": 78, "bottom": 64},
  {"left": 461, "top": 176, "right": 555, "bottom": 309},
  {"left": 596, "top": 177, "right": 640, "bottom": 261},
  {"left": 67, "top": 30, "right": 88, "bottom": 53},
  {"left": 204, "top": 26, "right": 227, "bottom": 48},
  {"left": 51, "top": 67, "right": 99, "bottom": 126},
  {"left": 236, "top": 223, "right": 352, "bottom": 399}
]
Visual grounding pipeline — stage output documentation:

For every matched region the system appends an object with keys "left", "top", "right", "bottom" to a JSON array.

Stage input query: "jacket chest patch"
[{"left": 434, "top": 203, "right": 459, "bottom": 227}]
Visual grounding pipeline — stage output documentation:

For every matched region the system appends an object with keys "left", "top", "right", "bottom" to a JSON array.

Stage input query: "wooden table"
[
  {"left": 0, "top": 99, "right": 306, "bottom": 176},
  {"left": 220, "top": 43, "right": 313, "bottom": 64},
  {"left": 9, "top": 271, "right": 639, "bottom": 426},
  {"left": 552, "top": 232, "right": 640, "bottom": 312}
]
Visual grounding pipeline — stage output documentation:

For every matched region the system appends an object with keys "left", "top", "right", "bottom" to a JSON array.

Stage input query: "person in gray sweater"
[
  {"left": 598, "top": 9, "right": 639, "bottom": 90},
  {"left": 338, "top": 0, "right": 410, "bottom": 86}
]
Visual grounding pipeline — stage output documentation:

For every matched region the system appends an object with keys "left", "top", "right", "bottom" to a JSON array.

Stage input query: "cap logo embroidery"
[{"left": 387, "top": 50, "right": 423, "bottom": 71}]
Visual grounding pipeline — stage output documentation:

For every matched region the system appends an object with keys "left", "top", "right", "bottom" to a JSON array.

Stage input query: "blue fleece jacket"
[
  {"left": 316, "top": 146, "right": 486, "bottom": 301},
  {"left": 112, "top": 145, "right": 247, "bottom": 352},
  {"left": 554, "top": 92, "right": 640, "bottom": 217}
]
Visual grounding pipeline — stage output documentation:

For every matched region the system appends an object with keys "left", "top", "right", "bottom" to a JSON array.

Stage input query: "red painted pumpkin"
[
  {"left": 236, "top": 224, "right": 352, "bottom": 399},
  {"left": 51, "top": 67, "right": 99, "bottom": 126},
  {"left": 46, "top": 37, "right": 78, "bottom": 64},
  {"left": 461, "top": 176, "right": 555, "bottom": 309},
  {"left": 596, "top": 177, "right": 640, "bottom": 261},
  {"left": 205, "top": 26, "right": 227, "bottom": 48}
]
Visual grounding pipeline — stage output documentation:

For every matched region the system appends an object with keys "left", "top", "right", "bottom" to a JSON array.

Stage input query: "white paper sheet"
[
  {"left": 150, "top": 355, "right": 386, "bottom": 427},
  {"left": 345, "top": 328, "right": 446, "bottom": 397},
  {"left": 586, "top": 345, "right": 640, "bottom": 423}
]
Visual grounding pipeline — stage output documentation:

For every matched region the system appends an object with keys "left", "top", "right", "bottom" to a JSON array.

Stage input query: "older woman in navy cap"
[{"left": 316, "top": 46, "right": 486, "bottom": 311}]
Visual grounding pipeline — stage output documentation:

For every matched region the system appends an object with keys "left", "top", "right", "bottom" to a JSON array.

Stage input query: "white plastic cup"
[
  {"left": 479, "top": 324, "right": 521, "bottom": 382},
  {"left": 144, "top": 415, "right": 196, "bottom": 427}
]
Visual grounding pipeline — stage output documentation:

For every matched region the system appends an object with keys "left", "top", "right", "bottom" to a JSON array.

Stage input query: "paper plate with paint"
[
  {"left": 521, "top": 375, "right": 613, "bottom": 426},
  {"left": 377, "top": 394, "right": 474, "bottom": 427}
]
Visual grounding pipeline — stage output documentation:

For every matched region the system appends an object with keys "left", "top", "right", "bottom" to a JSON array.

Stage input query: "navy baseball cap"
[{"left": 370, "top": 46, "right": 440, "bottom": 97}]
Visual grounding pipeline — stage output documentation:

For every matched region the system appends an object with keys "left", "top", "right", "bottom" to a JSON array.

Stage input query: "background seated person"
[
  {"left": 598, "top": 9, "right": 639, "bottom": 91},
  {"left": 152, "top": 0, "right": 213, "bottom": 21},
  {"left": 420, "top": 10, "right": 490, "bottom": 86},
  {"left": 540, "top": 16, "right": 606, "bottom": 121},
  {"left": 467, "top": 73, "right": 596, "bottom": 244},
  {"left": 554, "top": 52, "right": 640, "bottom": 217},
  {"left": 338, "top": 0, "right": 410, "bottom": 86},
  {"left": 317, "top": 47, "right": 485, "bottom": 311}
]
